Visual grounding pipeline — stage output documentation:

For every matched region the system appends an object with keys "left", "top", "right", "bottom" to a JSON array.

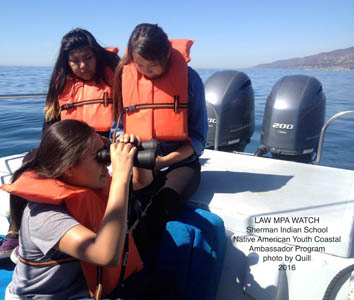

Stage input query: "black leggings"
[
  {"left": 133, "top": 159, "right": 201, "bottom": 262},
  {"left": 154, "top": 159, "right": 201, "bottom": 219}
]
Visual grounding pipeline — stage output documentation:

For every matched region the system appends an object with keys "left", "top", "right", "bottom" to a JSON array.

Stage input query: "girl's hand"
[
  {"left": 110, "top": 141, "right": 136, "bottom": 183},
  {"left": 155, "top": 155, "right": 168, "bottom": 172},
  {"left": 117, "top": 133, "right": 141, "bottom": 146},
  {"left": 154, "top": 142, "right": 195, "bottom": 172},
  {"left": 117, "top": 134, "right": 154, "bottom": 190}
]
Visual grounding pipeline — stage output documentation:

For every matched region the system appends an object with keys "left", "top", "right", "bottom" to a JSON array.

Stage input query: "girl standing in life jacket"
[
  {"left": 0, "top": 119, "right": 152, "bottom": 299},
  {"left": 112, "top": 23, "right": 208, "bottom": 260},
  {"left": 0, "top": 28, "right": 119, "bottom": 262}
]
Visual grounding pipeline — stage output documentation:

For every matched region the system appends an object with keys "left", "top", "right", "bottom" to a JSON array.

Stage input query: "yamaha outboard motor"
[
  {"left": 256, "top": 75, "right": 326, "bottom": 163},
  {"left": 205, "top": 70, "right": 255, "bottom": 152}
]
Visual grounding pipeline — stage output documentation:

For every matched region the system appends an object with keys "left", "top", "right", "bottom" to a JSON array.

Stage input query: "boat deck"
[
  {"left": 190, "top": 149, "right": 354, "bottom": 257},
  {"left": 1, "top": 150, "right": 354, "bottom": 300},
  {"left": 188, "top": 149, "right": 354, "bottom": 300}
]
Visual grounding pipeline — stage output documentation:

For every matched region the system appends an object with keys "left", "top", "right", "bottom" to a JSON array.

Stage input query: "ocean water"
[{"left": 0, "top": 66, "right": 353, "bottom": 170}]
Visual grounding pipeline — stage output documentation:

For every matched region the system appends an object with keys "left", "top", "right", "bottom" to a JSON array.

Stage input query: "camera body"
[{"left": 97, "top": 139, "right": 159, "bottom": 170}]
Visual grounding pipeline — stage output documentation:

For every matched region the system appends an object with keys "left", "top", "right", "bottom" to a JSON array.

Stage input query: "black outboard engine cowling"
[
  {"left": 257, "top": 75, "right": 326, "bottom": 163},
  {"left": 205, "top": 70, "right": 255, "bottom": 152}
]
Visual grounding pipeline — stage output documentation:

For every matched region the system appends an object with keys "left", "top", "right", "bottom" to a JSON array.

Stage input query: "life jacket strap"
[
  {"left": 18, "top": 254, "right": 76, "bottom": 267},
  {"left": 123, "top": 95, "right": 188, "bottom": 114},
  {"left": 94, "top": 266, "right": 103, "bottom": 300},
  {"left": 92, "top": 232, "right": 130, "bottom": 299},
  {"left": 19, "top": 234, "right": 130, "bottom": 300},
  {"left": 118, "top": 231, "right": 130, "bottom": 288},
  {"left": 60, "top": 92, "right": 112, "bottom": 112}
]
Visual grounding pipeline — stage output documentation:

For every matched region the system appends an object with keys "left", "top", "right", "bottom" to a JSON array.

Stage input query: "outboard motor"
[
  {"left": 205, "top": 70, "right": 255, "bottom": 152},
  {"left": 256, "top": 75, "right": 326, "bottom": 163}
]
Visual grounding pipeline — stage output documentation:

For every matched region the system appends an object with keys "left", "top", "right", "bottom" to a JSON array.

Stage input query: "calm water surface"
[{"left": 0, "top": 66, "right": 353, "bottom": 170}]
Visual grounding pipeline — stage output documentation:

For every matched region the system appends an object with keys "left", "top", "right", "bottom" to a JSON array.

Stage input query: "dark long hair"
[
  {"left": 113, "top": 23, "right": 171, "bottom": 119},
  {"left": 12, "top": 120, "right": 95, "bottom": 183},
  {"left": 45, "top": 28, "right": 119, "bottom": 122}
]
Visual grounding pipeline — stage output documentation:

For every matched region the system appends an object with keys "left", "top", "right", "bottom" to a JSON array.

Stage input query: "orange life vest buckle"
[
  {"left": 124, "top": 105, "right": 137, "bottom": 113},
  {"left": 61, "top": 103, "right": 75, "bottom": 111},
  {"left": 103, "top": 92, "right": 109, "bottom": 107},
  {"left": 173, "top": 95, "right": 180, "bottom": 113}
]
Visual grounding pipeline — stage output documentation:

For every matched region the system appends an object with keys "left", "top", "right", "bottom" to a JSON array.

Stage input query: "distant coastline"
[{"left": 253, "top": 46, "right": 354, "bottom": 70}]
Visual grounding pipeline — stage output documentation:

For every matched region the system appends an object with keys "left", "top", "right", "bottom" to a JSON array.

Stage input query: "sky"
[{"left": 1, "top": 0, "right": 354, "bottom": 69}]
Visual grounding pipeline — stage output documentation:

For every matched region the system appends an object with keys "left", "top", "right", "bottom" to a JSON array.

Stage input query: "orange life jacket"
[
  {"left": 59, "top": 47, "right": 119, "bottom": 132},
  {"left": 121, "top": 39, "right": 193, "bottom": 141},
  {"left": 0, "top": 170, "right": 143, "bottom": 298}
]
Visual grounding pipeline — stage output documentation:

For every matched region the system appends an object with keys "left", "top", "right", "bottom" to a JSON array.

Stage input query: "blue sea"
[{"left": 0, "top": 66, "right": 353, "bottom": 170}]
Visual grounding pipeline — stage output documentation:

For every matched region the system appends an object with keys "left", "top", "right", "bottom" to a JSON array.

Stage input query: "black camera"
[{"left": 97, "top": 139, "right": 159, "bottom": 170}]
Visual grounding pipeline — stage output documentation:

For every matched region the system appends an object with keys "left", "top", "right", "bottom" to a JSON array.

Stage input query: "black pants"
[
  {"left": 132, "top": 159, "right": 201, "bottom": 263},
  {"left": 110, "top": 268, "right": 185, "bottom": 300}
]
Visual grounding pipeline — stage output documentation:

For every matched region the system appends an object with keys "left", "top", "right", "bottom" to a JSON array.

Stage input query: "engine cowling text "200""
[{"left": 272, "top": 123, "right": 294, "bottom": 130}]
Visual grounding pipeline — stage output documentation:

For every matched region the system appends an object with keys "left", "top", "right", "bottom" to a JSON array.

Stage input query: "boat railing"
[
  {"left": 315, "top": 110, "right": 354, "bottom": 165},
  {"left": 0, "top": 93, "right": 47, "bottom": 99}
]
